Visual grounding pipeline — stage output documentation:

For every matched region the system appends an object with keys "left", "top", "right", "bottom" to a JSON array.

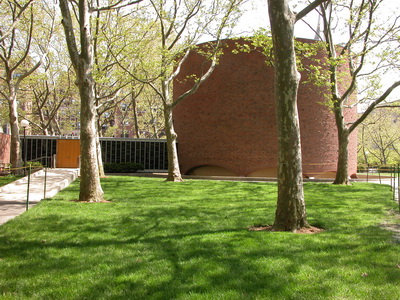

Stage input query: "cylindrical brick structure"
[
  {"left": 0, "top": 133, "right": 11, "bottom": 164},
  {"left": 173, "top": 38, "right": 358, "bottom": 178}
]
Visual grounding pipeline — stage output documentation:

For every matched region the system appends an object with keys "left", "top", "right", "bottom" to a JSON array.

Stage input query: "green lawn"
[
  {"left": 0, "top": 177, "right": 399, "bottom": 299},
  {"left": 0, "top": 175, "right": 23, "bottom": 187}
]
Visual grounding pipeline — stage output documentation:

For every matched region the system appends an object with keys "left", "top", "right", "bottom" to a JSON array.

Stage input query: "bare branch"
[
  {"left": 295, "top": 0, "right": 330, "bottom": 23},
  {"left": 0, "top": 0, "right": 36, "bottom": 44},
  {"left": 91, "top": 0, "right": 143, "bottom": 12},
  {"left": 349, "top": 81, "right": 400, "bottom": 133}
]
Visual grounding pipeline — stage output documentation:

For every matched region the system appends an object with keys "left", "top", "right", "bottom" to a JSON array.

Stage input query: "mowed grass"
[
  {"left": 0, "top": 177, "right": 399, "bottom": 300},
  {"left": 0, "top": 175, "right": 23, "bottom": 187}
]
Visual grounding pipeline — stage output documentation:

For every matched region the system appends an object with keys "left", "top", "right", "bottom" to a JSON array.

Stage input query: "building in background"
[{"left": 173, "top": 38, "right": 358, "bottom": 178}]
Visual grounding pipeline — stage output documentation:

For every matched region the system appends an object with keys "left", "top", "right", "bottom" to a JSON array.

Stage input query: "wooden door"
[{"left": 56, "top": 139, "right": 80, "bottom": 168}]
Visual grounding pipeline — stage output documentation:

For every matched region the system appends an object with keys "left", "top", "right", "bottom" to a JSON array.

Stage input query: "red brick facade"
[
  {"left": 173, "top": 38, "right": 358, "bottom": 178},
  {"left": 0, "top": 133, "right": 10, "bottom": 164}
]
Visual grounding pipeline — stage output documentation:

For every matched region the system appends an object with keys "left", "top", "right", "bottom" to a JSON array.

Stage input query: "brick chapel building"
[{"left": 173, "top": 38, "right": 358, "bottom": 178}]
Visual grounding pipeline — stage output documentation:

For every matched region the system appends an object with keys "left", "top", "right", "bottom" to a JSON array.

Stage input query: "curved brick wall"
[
  {"left": 173, "top": 38, "right": 358, "bottom": 178},
  {"left": 0, "top": 133, "right": 10, "bottom": 164}
]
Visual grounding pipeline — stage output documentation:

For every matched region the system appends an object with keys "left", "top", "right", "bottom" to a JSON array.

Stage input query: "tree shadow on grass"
[
  {"left": 1, "top": 204, "right": 399, "bottom": 299},
  {"left": 0, "top": 180, "right": 399, "bottom": 299}
]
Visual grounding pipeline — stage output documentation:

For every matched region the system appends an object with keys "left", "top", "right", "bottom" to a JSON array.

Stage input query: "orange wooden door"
[{"left": 56, "top": 139, "right": 81, "bottom": 168}]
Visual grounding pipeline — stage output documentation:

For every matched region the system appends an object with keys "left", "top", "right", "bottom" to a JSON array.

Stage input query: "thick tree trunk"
[
  {"left": 8, "top": 93, "right": 22, "bottom": 174},
  {"left": 48, "top": 124, "right": 55, "bottom": 136},
  {"left": 150, "top": 109, "right": 159, "bottom": 138},
  {"left": 269, "top": 0, "right": 309, "bottom": 232},
  {"left": 334, "top": 130, "right": 349, "bottom": 184},
  {"left": 77, "top": 70, "right": 104, "bottom": 201},
  {"left": 53, "top": 117, "right": 61, "bottom": 135},
  {"left": 96, "top": 134, "right": 105, "bottom": 177},
  {"left": 132, "top": 91, "right": 141, "bottom": 138},
  {"left": 163, "top": 104, "right": 182, "bottom": 182},
  {"left": 38, "top": 107, "right": 48, "bottom": 135},
  {"left": 59, "top": 0, "right": 104, "bottom": 201},
  {"left": 333, "top": 105, "right": 350, "bottom": 185}
]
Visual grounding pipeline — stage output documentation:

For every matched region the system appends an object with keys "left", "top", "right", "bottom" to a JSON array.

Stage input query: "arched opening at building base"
[
  {"left": 186, "top": 165, "right": 238, "bottom": 177},
  {"left": 246, "top": 168, "right": 278, "bottom": 178}
]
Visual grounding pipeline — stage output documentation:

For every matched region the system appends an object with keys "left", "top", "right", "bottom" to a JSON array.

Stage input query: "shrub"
[
  {"left": 378, "top": 166, "right": 395, "bottom": 173},
  {"left": 357, "top": 165, "right": 367, "bottom": 173},
  {"left": 103, "top": 162, "right": 144, "bottom": 173},
  {"left": 27, "top": 161, "right": 43, "bottom": 168}
]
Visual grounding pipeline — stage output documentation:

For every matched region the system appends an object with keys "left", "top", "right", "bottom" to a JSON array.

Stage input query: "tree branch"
[
  {"left": 0, "top": 0, "right": 36, "bottom": 44},
  {"left": 59, "top": 0, "right": 80, "bottom": 72},
  {"left": 295, "top": 0, "right": 330, "bottom": 23},
  {"left": 91, "top": 0, "right": 143, "bottom": 12},
  {"left": 349, "top": 81, "right": 400, "bottom": 133}
]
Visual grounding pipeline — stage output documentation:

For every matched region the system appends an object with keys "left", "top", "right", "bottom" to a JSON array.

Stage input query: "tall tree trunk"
[
  {"left": 8, "top": 91, "right": 22, "bottom": 174},
  {"left": 149, "top": 105, "right": 159, "bottom": 138},
  {"left": 59, "top": 0, "right": 104, "bottom": 202},
  {"left": 78, "top": 0, "right": 104, "bottom": 201},
  {"left": 96, "top": 134, "right": 105, "bottom": 177},
  {"left": 163, "top": 103, "right": 182, "bottom": 182},
  {"left": 361, "top": 126, "right": 369, "bottom": 164},
  {"left": 53, "top": 117, "right": 61, "bottom": 135},
  {"left": 268, "top": 0, "right": 309, "bottom": 232},
  {"left": 131, "top": 91, "right": 140, "bottom": 138},
  {"left": 43, "top": 127, "right": 49, "bottom": 136},
  {"left": 333, "top": 104, "right": 350, "bottom": 184},
  {"left": 48, "top": 124, "right": 55, "bottom": 135},
  {"left": 95, "top": 114, "right": 105, "bottom": 176},
  {"left": 77, "top": 68, "right": 104, "bottom": 201}
]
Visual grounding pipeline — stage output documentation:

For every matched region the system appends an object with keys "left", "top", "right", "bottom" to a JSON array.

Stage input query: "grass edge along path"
[
  {"left": 0, "top": 175, "right": 23, "bottom": 188},
  {"left": 0, "top": 177, "right": 399, "bottom": 300}
]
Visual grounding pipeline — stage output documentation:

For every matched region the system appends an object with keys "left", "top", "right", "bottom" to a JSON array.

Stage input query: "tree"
[
  {"left": 111, "top": 0, "right": 246, "bottom": 181},
  {"left": 358, "top": 107, "right": 400, "bottom": 165},
  {"left": 267, "top": 0, "right": 328, "bottom": 232},
  {"left": 0, "top": 0, "right": 51, "bottom": 172},
  {"left": 59, "top": 0, "right": 143, "bottom": 201},
  {"left": 317, "top": 0, "right": 400, "bottom": 184},
  {"left": 24, "top": 59, "right": 76, "bottom": 136},
  {"left": 93, "top": 6, "right": 139, "bottom": 176}
]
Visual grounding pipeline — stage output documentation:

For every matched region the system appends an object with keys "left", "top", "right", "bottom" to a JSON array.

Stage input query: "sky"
[
  {"left": 235, "top": 0, "right": 321, "bottom": 39},
  {"left": 235, "top": 0, "right": 400, "bottom": 104},
  {"left": 236, "top": 0, "right": 400, "bottom": 41}
]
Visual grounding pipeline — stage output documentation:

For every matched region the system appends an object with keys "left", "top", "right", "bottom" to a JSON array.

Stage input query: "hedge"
[{"left": 104, "top": 162, "right": 144, "bottom": 173}]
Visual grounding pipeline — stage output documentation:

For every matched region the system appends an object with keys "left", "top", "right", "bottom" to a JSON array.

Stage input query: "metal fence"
[
  {"left": 23, "top": 136, "right": 169, "bottom": 172},
  {"left": 24, "top": 136, "right": 56, "bottom": 167},
  {"left": 100, "top": 138, "right": 168, "bottom": 171},
  {"left": 358, "top": 164, "right": 400, "bottom": 211}
]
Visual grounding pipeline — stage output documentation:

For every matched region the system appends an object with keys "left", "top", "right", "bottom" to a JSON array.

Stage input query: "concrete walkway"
[{"left": 0, "top": 168, "right": 79, "bottom": 225}]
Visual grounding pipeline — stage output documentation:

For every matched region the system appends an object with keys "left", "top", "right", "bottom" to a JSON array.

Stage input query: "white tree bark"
[
  {"left": 268, "top": 0, "right": 328, "bottom": 231},
  {"left": 59, "top": 0, "right": 104, "bottom": 202},
  {"left": 268, "top": 0, "right": 308, "bottom": 231}
]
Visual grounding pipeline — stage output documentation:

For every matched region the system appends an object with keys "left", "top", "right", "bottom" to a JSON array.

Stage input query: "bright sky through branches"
[
  {"left": 235, "top": 0, "right": 400, "bottom": 105},
  {"left": 235, "top": 0, "right": 320, "bottom": 39}
]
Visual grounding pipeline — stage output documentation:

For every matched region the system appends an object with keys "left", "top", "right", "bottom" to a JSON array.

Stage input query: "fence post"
[
  {"left": 26, "top": 165, "right": 31, "bottom": 211},
  {"left": 378, "top": 166, "right": 381, "bottom": 184},
  {"left": 52, "top": 154, "right": 56, "bottom": 168},
  {"left": 367, "top": 163, "right": 369, "bottom": 182},
  {"left": 390, "top": 165, "right": 393, "bottom": 191},
  {"left": 394, "top": 165, "right": 397, "bottom": 201},
  {"left": 44, "top": 166, "right": 47, "bottom": 200},
  {"left": 397, "top": 164, "right": 399, "bottom": 211}
]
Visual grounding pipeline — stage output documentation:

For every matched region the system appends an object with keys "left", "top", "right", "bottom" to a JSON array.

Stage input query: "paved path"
[
  {"left": 0, "top": 168, "right": 79, "bottom": 225},
  {"left": 357, "top": 177, "right": 399, "bottom": 202}
]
